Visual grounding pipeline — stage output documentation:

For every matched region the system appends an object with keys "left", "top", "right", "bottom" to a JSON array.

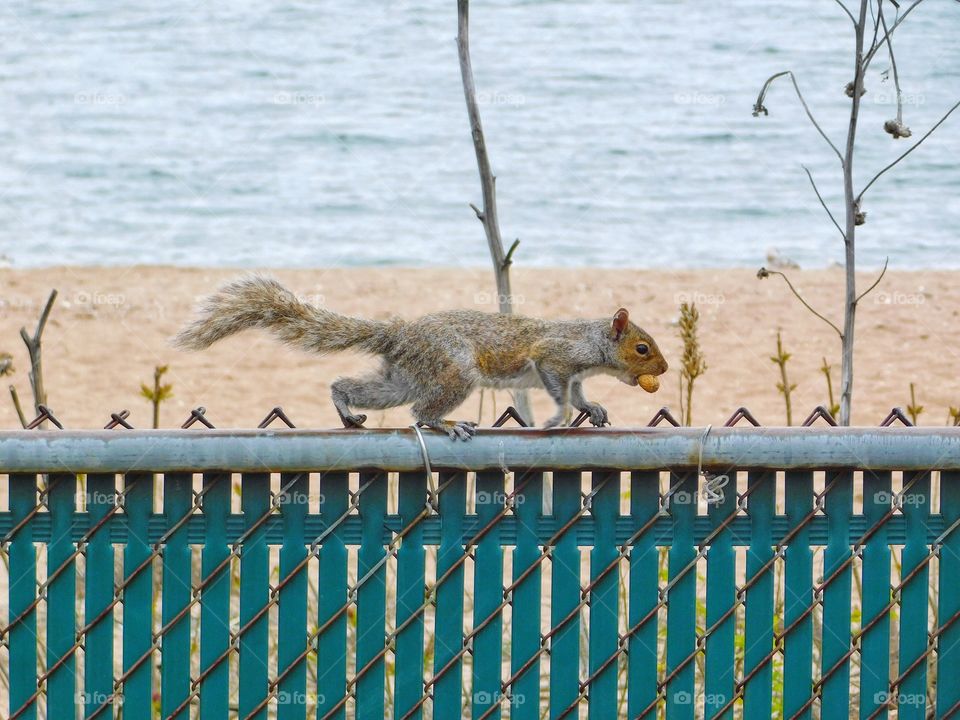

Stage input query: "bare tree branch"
[
  {"left": 758, "top": 268, "right": 844, "bottom": 338},
  {"left": 858, "top": 98, "right": 960, "bottom": 201},
  {"left": 18, "top": 289, "right": 58, "bottom": 417},
  {"left": 753, "top": 71, "right": 844, "bottom": 164},
  {"left": 833, "top": 0, "right": 858, "bottom": 26},
  {"left": 503, "top": 238, "right": 520, "bottom": 268},
  {"left": 863, "top": 0, "right": 927, "bottom": 73},
  {"left": 9, "top": 385, "right": 27, "bottom": 428},
  {"left": 802, "top": 165, "right": 845, "bottom": 239},
  {"left": 837, "top": 0, "right": 871, "bottom": 427},
  {"left": 867, "top": 0, "right": 882, "bottom": 61},
  {"left": 457, "top": 0, "right": 532, "bottom": 424},
  {"left": 878, "top": 2, "right": 904, "bottom": 126},
  {"left": 855, "top": 256, "right": 890, "bottom": 303}
]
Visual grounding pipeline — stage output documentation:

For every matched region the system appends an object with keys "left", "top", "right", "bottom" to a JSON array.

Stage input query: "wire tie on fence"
[
  {"left": 410, "top": 422, "right": 435, "bottom": 482},
  {"left": 696, "top": 425, "right": 728, "bottom": 505}
]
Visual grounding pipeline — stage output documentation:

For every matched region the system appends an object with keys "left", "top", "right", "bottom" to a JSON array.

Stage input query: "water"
[{"left": 1, "top": 0, "right": 958, "bottom": 270}]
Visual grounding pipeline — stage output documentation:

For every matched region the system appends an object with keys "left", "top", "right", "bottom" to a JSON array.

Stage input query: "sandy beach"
[{"left": 0, "top": 265, "right": 953, "bottom": 430}]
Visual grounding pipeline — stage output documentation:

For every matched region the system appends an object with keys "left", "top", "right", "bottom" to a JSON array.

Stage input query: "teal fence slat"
[
  {"left": 937, "top": 470, "right": 960, "bottom": 719},
  {"left": 433, "top": 471, "right": 466, "bottom": 717},
  {"left": 395, "top": 471, "right": 427, "bottom": 720},
  {"left": 161, "top": 472, "right": 193, "bottom": 720},
  {"left": 356, "top": 470, "right": 387, "bottom": 719},
  {"left": 121, "top": 472, "right": 154, "bottom": 716},
  {"left": 510, "top": 470, "right": 543, "bottom": 720},
  {"left": 316, "top": 471, "right": 349, "bottom": 720},
  {"left": 821, "top": 470, "right": 853, "bottom": 716},
  {"left": 8, "top": 474, "right": 39, "bottom": 720},
  {"left": 239, "top": 472, "right": 270, "bottom": 720},
  {"left": 665, "top": 472, "right": 696, "bottom": 720},
  {"left": 782, "top": 470, "right": 814, "bottom": 720},
  {"left": 473, "top": 470, "right": 505, "bottom": 719},
  {"left": 278, "top": 472, "right": 310, "bottom": 718},
  {"left": 550, "top": 470, "right": 582, "bottom": 719},
  {"left": 743, "top": 471, "right": 774, "bottom": 719},
  {"left": 704, "top": 471, "right": 736, "bottom": 720},
  {"left": 588, "top": 470, "right": 619, "bottom": 719},
  {"left": 627, "top": 470, "right": 661, "bottom": 719},
  {"left": 897, "top": 471, "right": 930, "bottom": 719},
  {"left": 84, "top": 473, "right": 116, "bottom": 716},
  {"left": 200, "top": 471, "right": 231, "bottom": 719},
  {"left": 46, "top": 473, "right": 77, "bottom": 720},
  {"left": 860, "top": 471, "right": 892, "bottom": 719}
]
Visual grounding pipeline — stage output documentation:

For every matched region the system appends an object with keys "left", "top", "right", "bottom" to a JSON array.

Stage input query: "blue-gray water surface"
[{"left": 1, "top": 1, "right": 958, "bottom": 269}]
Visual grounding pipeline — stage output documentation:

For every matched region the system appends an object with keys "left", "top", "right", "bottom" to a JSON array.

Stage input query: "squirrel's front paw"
[{"left": 583, "top": 403, "right": 609, "bottom": 427}]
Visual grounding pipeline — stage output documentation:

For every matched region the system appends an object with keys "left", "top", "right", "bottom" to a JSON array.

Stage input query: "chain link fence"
[{"left": 0, "top": 405, "right": 958, "bottom": 718}]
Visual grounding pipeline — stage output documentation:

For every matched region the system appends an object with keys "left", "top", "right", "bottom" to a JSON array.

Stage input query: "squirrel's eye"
[{"left": 636, "top": 343, "right": 649, "bottom": 355}]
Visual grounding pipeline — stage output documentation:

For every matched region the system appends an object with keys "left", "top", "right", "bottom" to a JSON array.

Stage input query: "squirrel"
[{"left": 174, "top": 276, "right": 668, "bottom": 440}]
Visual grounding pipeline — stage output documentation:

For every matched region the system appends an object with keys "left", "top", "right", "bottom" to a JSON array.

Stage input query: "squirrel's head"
[{"left": 609, "top": 308, "right": 668, "bottom": 393}]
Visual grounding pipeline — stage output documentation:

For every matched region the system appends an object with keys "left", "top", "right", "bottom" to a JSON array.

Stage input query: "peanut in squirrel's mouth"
[{"left": 637, "top": 375, "right": 660, "bottom": 393}]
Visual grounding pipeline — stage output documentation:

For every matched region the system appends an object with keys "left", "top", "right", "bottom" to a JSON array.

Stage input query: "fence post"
[
  {"left": 433, "top": 471, "right": 467, "bottom": 717},
  {"left": 46, "top": 472, "right": 77, "bottom": 719},
  {"left": 278, "top": 471, "right": 310, "bottom": 718},
  {"left": 587, "top": 470, "right": 620, "bottom": 718},
  {"left": 782, "top": 470, "right": 813, "bottom": 719},
  {"left": 473, "top": 469, "right": 506, "bottom": 718},
  {"left": 316, "top": 471, "right": 349, "bottom": 720},
  {"left": 821, "top": 470, "right": 853, "bottom": 715},
  {"left": 860, "top": 471, "right": 892, "bottom": 718},
  {"left": 356, "top": 470, "right": 387, "bottom": 718},
  {"left": 743, "top": 471, "right": 775, "bottom": 718},
  {"left": 937, "top": 471, "right": 960, "bottom": 718},
  {"left": 122, "top": 472, "right": 154, "bottom": 716},
  {"left": 704, "top": 472, "right": 736, "bottom": 719},
  {"left": 84, "top": 473, "right": 116, "bottom": 713},
  {"left": 8, "top": 474, "right": 39, "bottom": 720},
  {"left": 239, "top": 472, "right": 270, "bottom": 720},
  {"left": 200, "top": 471, "right": 231, "bottom": 717},
  {"left": 550, "top": 470, "right": 582, "bottom": 719},
  {"left": 511, "top": 469, "right": 543, "bottom": 719},
  {"left": 665, "top": 471, "right": 696, "bottom": 720},
  {"left": 395, "top": 471, "right": 427, "bottom": 719},
  {"left": 161, "top": 472, "right": 193, "bottom": 720},
  {"left": 627, "top": 470, "right": 661, "bottom": 718},
  {"left": 897, "top": 471, "right": 931, "bottom": 718}
]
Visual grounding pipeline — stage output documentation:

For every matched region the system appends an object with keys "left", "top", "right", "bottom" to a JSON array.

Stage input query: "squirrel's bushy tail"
[{"left": 174, "top": 276, "right": 389, "bottom": 355}]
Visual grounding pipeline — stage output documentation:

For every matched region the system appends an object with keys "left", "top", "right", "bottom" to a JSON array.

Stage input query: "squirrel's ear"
[{"left": 611, "top": 308, "right": 629, "bottom": 340}]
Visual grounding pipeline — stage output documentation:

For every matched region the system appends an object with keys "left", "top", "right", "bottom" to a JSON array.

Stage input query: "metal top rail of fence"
[{"left": 1, "top": 404, "right": 959, "bottom": 719}]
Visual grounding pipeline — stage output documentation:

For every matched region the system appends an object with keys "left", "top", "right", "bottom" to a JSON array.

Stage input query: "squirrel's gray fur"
[{"left": 175, "top": 276, "right": 668, "bottom": 439}]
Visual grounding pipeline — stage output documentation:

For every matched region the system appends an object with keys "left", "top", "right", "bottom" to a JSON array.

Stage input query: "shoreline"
[{"left": 0, "top": 265, "right": 954, "bottom": 429}]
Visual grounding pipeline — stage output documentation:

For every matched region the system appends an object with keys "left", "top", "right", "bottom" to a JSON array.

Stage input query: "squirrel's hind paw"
[
  {"left": 448, "top": 421, "right": 477, "bottom": 441},
  {"left": 423, "top": 420, "right": 477, "bottom": 441},
  {"left": 339, "top": 413, "right": 367, "bottom": 428}
]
